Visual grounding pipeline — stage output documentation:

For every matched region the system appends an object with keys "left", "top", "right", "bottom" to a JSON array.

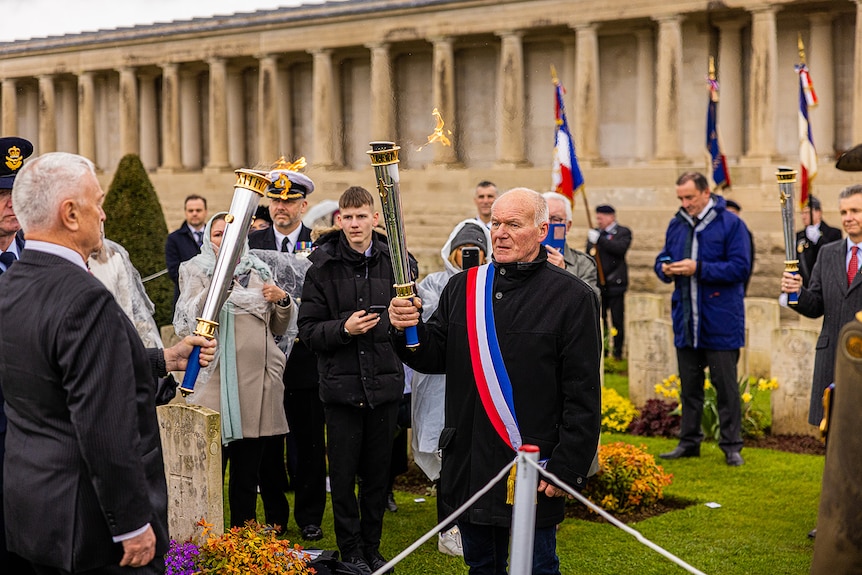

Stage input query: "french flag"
[
  {"left": 552, "top": 81, "right": 584, "bottom": 205},
  {"left": 796, "top": 62, "right": 817, "bottom": 208}
]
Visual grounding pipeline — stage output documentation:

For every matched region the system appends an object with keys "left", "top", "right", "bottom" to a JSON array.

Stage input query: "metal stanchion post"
[{"left": 509, "top": 445, "right": 540, "bottom": 574}]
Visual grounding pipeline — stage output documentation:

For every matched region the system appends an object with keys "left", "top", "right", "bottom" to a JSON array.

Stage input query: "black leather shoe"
[
  {"left": 345, "top": 555, "right": 372, "bottom": 575},
  {"left": 659, "top": 446, "right": 700, "bottom": 459},
  {"left": 386, "top": 492, "right": 398, "bottom": 512},
  {"left": 301, "top": 524, "right": 324, "bottom": 541},
  {"left": 725, "top": 452, "right": 744, "bottom": 466},
  {"left": 366, "top": 550, "right": 394, "bottom": 573}
]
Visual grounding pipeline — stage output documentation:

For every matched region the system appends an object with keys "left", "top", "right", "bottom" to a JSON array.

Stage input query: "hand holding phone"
[
  {"left": 542, "top": 222, "right": 567, "bottom": 252},
  {"left": 367, "top": 305, "right": 388, "bottom": 316},
  {"left": 659, "top": 255, "right": 673, "bottom": 264},
  {"left": 461, "top": 246, "right": 480, "bottom": 270}
]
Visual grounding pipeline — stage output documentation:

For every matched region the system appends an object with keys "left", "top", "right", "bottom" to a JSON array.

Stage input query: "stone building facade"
[{"left": 1, "top": 0, "right": 860, "bottom": 291}]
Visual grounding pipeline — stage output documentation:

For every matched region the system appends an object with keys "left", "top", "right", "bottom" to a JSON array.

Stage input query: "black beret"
[
  {"left": 0, "top": 137, "right": 34, "bottom": 189},
  {"left": 595, "top": 204, "right": 615, "bottom": 214}
]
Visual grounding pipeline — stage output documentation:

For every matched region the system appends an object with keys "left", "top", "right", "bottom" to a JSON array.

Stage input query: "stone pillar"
[
  {"left": 368, "top": 43, "right": 395, "bottom": 141},
  {"left": 634, "top": 29, "right": 655, "bottom": 162},
  {"left": 277, "top": 63, "right": 294, "bottom": 159},
  {"left": 853, "top": 1, "right": 862, "bottom": 144},
  {"left": 180, "top": 70, "right": 202, "bottom": 170},
  {"left": 160, "top": 63, "right": 182, "bottom": 171},
  {"left": 258, "top": 55, "right": 279, "bottom": 164},
  {"left": 139, "top": 72, "right": 159, "bottom": 170},
  {"left": 1, "top": 79, "right": 16, "bottom": 135},
  {"left": 653, "top": 15, "right": 683, "bottom": 161},
  {"left": 715, "top": 19, "right": 745, "bottom": 159},
  {"left": 809, "top": 13, "right": 835, "bottom": 158},
  {"left": 628, "top": 318, "right": 677, "bottom": 408},
  {"left": 77, "top": 72, "right": 96, "bottom": 163},
  {"left": 574, "top": 23, "right": 601, "bottom": 163},
  {"left": 746, "top": 6, "right": 778, "bottom": 159},
  {"left": 207, "top": 58, "right": 230, "bottom": 170},
  {"left": 311, "top": 49, "right": 336, "bottom": 167},
  {"left": 156, "top": 404, "right": 224, "bottom": 541},
  {"left": 771, "top": 327, "right": 820, "bottom": 437},
  {"left": 119, "top": 67, "right": 139, "bottom": 157},
  {"left": 38, "top": 75, "right": 57, "bottom": 153},
  {"left": 226, "top": 68, "right": 246, "bottom": 167},
  {"left": 496, "top": 30, "right": 527, "bottom": 167},
  {"left": 431, "top": 37, "right": 458, "bottom": 165}
]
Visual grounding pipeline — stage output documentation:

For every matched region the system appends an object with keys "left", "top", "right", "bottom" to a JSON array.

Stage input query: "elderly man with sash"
[{"left": 389, "top": 187, "right": 601, "bottom": 575}]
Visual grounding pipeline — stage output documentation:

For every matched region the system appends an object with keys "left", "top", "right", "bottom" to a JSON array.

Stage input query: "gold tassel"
[{"left": 506, "top": 464, "right": 517, "bottom": 505}]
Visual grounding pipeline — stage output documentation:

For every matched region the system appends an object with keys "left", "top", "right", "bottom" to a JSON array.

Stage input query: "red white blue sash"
[{"left": 466, "top": 263, "right": 522, "bottom": 452}]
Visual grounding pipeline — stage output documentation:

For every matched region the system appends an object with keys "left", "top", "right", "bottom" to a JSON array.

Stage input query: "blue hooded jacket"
[{"left": 654, "top": 194, "right": 751, "bottom": 350}]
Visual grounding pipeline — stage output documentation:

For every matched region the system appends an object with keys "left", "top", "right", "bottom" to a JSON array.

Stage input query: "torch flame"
[{"left": 417, "top": 108, "right": 452, "bottom": 151}]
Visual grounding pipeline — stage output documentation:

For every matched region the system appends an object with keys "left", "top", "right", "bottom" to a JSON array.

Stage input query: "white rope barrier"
[{"left": 522, "top": 457, "right": 709, "bottom": 575}]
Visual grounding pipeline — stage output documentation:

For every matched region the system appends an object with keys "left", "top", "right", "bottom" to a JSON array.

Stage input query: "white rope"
[
  {"left": 523, "top": 457, "right": 709, "bottom": 575},
  {"left": 369, "top": 458, "right": 517, "bottom": 575}
]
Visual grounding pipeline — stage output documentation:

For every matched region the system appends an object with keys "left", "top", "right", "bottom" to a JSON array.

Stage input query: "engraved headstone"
[
  {"left": 770, "top": 327, "right": 819, "bottom": 437},
  {"left": 627, "top": 318, "right": 677, "bottom": 408},
  {"left": 157, "top": 404, "right": 223, "bottom": 541},
  {"left": 744, "top": 298, "right": 780, "bottom": 378}
]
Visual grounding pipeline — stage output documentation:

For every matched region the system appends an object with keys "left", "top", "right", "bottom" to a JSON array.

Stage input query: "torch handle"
[
  {"left": 405, "top": 325, "right": 419, "bottom": 348},
  {"left": 179, "top": 346, "right": 203, "bottom": 395},
  {"left": 788, "top": 271, "right": 799, "bottom": 305}
]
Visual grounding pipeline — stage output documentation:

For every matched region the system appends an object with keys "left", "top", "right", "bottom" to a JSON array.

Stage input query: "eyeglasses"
[{"left": 549, "top": 216, "right": 566, "bottom": 224}]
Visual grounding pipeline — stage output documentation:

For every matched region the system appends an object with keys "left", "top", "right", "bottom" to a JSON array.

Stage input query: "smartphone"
[
  {"left": 659, "top": 255, "right": 673, "bottom": 264},
  {"left": 542, "top": 222, "right": 567, "bottom": 252},
  {"left": 461, "top": 246, "right": 480, "bottom": 270},
  {"left": 367, "top": 305, "right": 388, "bottom": 316}
]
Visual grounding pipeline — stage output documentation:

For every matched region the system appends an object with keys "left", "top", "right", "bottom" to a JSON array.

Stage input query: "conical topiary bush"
[{"left": 103, "top": 154, "right": 173, "bottom": 329}]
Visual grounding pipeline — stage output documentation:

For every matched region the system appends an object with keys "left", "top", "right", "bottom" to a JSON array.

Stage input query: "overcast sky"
[{"left": 0, "top": 0, "right": 337, "bottom": 43}]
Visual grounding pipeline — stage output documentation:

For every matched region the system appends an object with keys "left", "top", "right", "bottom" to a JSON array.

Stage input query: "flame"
[
  {"left": 417, "top": 108, "right": 452, "bottom": 151},
  {"left": 271, "top": 156, "right": 307, "bottom": 172}
]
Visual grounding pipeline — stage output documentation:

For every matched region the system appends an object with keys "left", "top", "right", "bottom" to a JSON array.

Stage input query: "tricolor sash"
[{"left": 466, "top": 263, "right": 522, "bottom": 452}]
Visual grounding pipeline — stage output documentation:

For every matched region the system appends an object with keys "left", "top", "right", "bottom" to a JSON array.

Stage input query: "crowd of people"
[{"left": 0, "top": 133, "right": 854, "bottom": 574}]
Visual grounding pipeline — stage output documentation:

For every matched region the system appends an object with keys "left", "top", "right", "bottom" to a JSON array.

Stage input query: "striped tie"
[{"left": 849, "top": 246, "right": 859, "bottom": 287}]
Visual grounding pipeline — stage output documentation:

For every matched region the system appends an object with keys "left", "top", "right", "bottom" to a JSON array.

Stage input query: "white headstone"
[
  {"left": 627, "top": 318, "right": 677, "bottom": 408},
  {"left": 770, "top": 327, "right": 819, "bottom": 437}
]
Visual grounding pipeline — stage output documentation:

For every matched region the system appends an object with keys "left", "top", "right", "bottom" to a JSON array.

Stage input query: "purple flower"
[{"left": 165, "top": 539, "right": 200, "bottom": 575}]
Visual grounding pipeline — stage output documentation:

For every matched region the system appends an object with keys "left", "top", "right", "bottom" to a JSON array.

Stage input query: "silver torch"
[
  {"left": 179, "top": 169, "right": 271, "bottom": 395},
  {"left": 367, "top": 141, "right": 419, "bottom": 348},
  {"left": 777, "top": 167, "right": 800, "bottom": 306}
]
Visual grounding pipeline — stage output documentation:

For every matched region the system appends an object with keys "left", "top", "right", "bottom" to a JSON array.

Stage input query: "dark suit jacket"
[
  {"left": 586, "top": 223, "right": 632, "bottom": 295},
  {"left": 0, "top": 231, "right": 25, "bottom": 436},
  {"left": 794, "top": 239, "right": 862, "bottom": 426},
  {"left": 0, "top": 250, "right": 168, "bottom": 571},
  {"left": 165, "top": 223, "right": 201, "bottom": 306},
  {"left": 249, "top": 224, "right": 319, "bottom": 390},
  {"left": 796, "top": 221, "right": 842, "bottom": 287}
]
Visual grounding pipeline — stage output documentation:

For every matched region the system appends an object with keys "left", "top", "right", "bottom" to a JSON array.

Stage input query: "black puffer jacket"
[{"left": 298, "top": 230, "right": 417, "bottom": 408}]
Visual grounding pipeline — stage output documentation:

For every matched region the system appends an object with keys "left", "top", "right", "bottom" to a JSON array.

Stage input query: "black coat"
[
  {"left": 298, "top": 230, "right": 415, "bottom": 408},
  {"left": 395, "top": 251, "right": 602, "bottom": 528},
  {"left": 586, "top": 223, "right": 632, "bottom": 295},
  {"left": 0, "top": 250, "right": 168, "bottom": 571},
  {"left": 796, "top": 221, "right": 842, "bottom": 287},
  {"left": 165, "top": 223, "right": 201, "bottom": 305},
  {"left": 249, "top": 224, "right": 319, "bottom": 390}
]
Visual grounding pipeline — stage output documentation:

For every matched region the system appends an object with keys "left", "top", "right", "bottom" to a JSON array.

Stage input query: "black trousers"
[
  {"left": 325, "top": 402, "right": 398, "bottom": 559},
  {"left": 225, "top": 437, "right": 290, "bottom": 529},
  {"left": 676, "top": 347, "right": 743, "bottom": 454},
  {"left": 601, "top": 289, "right": 626, "bottom": 359},
  {"left": 257, "top": 436, "right": 292, "bottom": 530},
  {"left": 285, "top": 387, "right": 328, "bottom": 528}
]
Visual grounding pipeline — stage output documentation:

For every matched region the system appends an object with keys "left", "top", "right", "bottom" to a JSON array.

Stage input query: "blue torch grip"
[
  {"left": 788, "top": 270, "right": 799, "bottom": 305},
  {"left": 179, "top": 346, "right": 202, "bottom": 394},
  {"left": 405, "top": 325, "right": 419, "bottom": 348}
]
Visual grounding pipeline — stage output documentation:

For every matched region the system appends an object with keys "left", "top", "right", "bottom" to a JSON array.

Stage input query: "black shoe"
[
  {"left": 808, "top": 528, "right": 817, "bottom": 539},
  {"left": 659, "top": 446, "right": 700, "bottom": 460},
  {"left": 366, "top": 550, "right": 394, "bottom": 573},
  {"left": 345, "top": 555, "right": 373, "bottom": 575},
  {"left": 386, "top": 492, "right": 398, "bottom": 512},
  {"left": 725, "top": 452, "right": 744, "bottom": 466},
  {"left": 301, "top": 524, "right": 324, "bottom": 541}
]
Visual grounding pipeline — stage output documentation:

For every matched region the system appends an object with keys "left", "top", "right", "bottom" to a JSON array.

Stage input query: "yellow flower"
[
  {"left": 742, "top": 392, "right": 752, "bottom": 404},
  {"left": 669, "top": 388, "right": 679, "bottom": 399},
  {"left": 704, "top": 380, "right": 713, "bottom": 390},
  {"left": 610, "top": 327, "right": 619, "bottom": 337}
]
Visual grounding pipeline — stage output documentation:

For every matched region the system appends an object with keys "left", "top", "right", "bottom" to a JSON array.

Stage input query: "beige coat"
[{"left": 189, "top": 271, "right": 294, "bottom": 439}]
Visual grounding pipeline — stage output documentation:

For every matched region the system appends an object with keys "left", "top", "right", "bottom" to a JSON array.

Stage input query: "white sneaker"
[{"left": 438, "top": 526, "right": 463, "bottom": 557}]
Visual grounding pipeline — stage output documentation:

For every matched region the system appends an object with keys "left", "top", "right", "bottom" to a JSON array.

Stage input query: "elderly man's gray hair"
[
  {"left": 542, "top": 191, "right": 572, "bottom": 223},
  {"left": 12, "top": 152, "right": 96, "bottom": 233}
]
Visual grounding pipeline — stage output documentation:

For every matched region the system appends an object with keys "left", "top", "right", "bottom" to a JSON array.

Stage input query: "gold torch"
[{"left": 777, "top": 167, "right": 799, "bottom": 305}]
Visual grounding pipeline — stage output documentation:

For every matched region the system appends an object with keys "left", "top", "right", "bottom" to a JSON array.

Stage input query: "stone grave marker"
[{"left": 770, "top": 327, "right": 819, "bottom": 437}]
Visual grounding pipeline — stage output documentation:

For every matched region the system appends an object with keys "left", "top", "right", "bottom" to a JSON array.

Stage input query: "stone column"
[
  {"left": 653, "top": 15, "right": 683, "bottom": 161},
  {"left": 160, "top": 63, "right": 182, "bottom": 171},
  {"left": 746, "top": 5, "right": 778, "bottom": 159},
  {"left": 431, "top": 36, "right": 458, "bottom": 165},
  {"left": 634, "top": 29, "right": 655, "bottom": 162},
  {"left": 119, "top": 67, "right": 139, "bottom": 157},
  {"left": 809, "top": 13, "right": 835, "bottom": 158},
  {"left": 715, "top": 19, "right": 745, "bottom": 159},
  {"left": 2, "top": 79, "right": 17, "bottom": 136},
  {"left": 139, "top": 72, "right": 159, "bottom": 170},
  {"left": 38, "top": 75, "right": 57, "bottom": 153},
  {"left": 496, "top": 30, "right": 527, "bottom": 167},
  {"left": 854, "top": 1, "right": 862, "bottom": 143},
  {"left": 77, "top": 72, "right": 96, "bottom": 162},
  {"left": 180, "top": 70, "right": 202, "bottom": 170},
  {"left": 207, "top": 58, "right": 229, "bottom": 170},
  {"left": 227, "top": 68, "right": 247, "bottom": 167},
  {"left": 574, "top": 23, "right": 601, "bottom": 163},
  {"left": 368, "top": 43, "right": 395, "bottom": 141},
  {"left": 258, "top": 55, "right": 279, "bottom": 164},
  {"left": 311, "top": 49, "right": 336, "bottom": 167}
]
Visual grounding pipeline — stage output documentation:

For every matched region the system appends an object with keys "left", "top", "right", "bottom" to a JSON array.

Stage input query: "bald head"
[{"left": 490, "top": 188, "right": 549, "bottom": 263}]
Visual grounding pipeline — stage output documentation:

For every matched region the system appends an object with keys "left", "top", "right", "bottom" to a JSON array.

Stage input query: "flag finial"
[{"left": 798, "top": 33, "right": 807, "bottom": 65}]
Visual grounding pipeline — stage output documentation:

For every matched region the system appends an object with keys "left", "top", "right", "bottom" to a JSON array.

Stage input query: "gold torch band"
[
  {"left": 193, "top": 318, "right": 219, "bottom": 340},
  {"left": 394, "top": 282, "right": 416, "bottom": 299}
]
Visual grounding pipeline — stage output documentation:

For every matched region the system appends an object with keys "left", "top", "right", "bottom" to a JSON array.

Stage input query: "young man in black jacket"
[{"left": 298, "top": 186, "right": 416, "bottom": 574}]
